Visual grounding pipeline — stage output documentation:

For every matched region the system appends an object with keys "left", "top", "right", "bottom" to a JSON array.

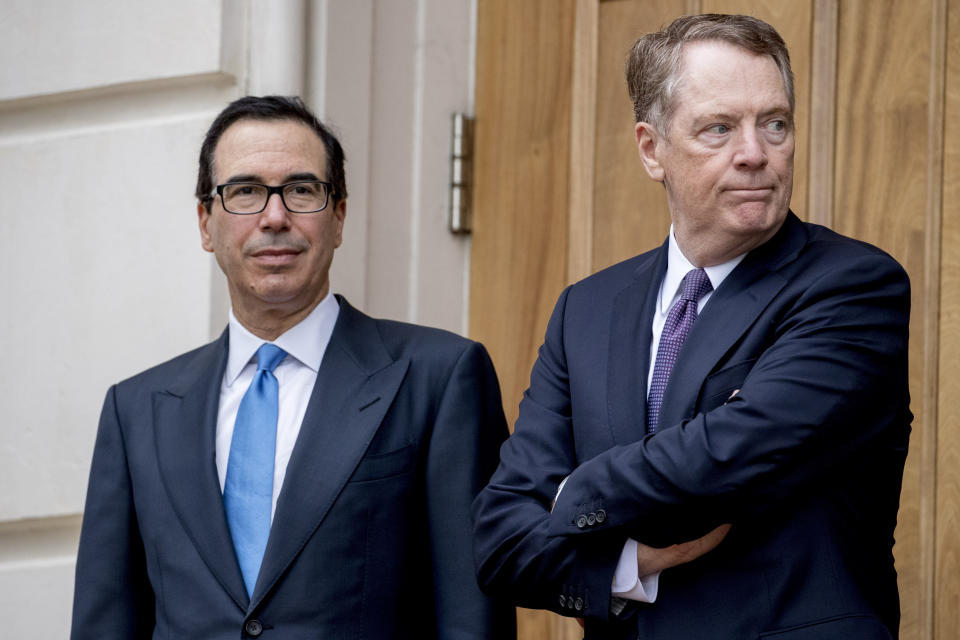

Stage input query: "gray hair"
[{"left": 626, "top": 14, "right": 794, "bottom": 133}]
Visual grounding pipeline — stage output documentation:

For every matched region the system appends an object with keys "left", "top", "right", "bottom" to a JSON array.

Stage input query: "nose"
[
  {"left": 258, "top": 191, "right": 292, "bottom": 230},
  {"left": 734, "top": 127, "right": 768, "bottom": 169}
]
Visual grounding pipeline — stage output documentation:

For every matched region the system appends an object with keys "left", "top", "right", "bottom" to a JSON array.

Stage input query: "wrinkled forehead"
[
  {"left": 213, "top": 118, "right": 327, "bottom": 182},
  {"left": 672, "top": 40, "right": 791, "bottom": 115}
]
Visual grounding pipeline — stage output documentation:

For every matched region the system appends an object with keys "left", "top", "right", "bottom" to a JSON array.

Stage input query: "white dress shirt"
[
  {"left": 611, "top": 229, "right": 744, "bottom": 603},
  {"left": 215, "top": 292, "right": 340, "bottom": 520}
]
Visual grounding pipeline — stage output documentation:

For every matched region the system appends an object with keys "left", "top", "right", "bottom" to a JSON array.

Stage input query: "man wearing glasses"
[{"left": 71, "top": 96, "right": 514, "bottom": 639}]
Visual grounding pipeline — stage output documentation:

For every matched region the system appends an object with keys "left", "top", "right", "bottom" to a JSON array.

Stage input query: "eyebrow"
[
  {"left": 223, "top": 172, "right": 322, "bottom": 184},
  {"left": 691, "top": 107, "right": 792, "bottom": 128}
]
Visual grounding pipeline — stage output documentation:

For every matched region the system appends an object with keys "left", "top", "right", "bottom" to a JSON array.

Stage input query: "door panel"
[{"left": 471, "top": 1, "right": 953, "bottom": 638}]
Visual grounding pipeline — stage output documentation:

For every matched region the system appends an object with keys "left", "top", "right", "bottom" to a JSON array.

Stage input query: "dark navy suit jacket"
[
  {"left": 473, "top": 213, "right": 911, "bottom": 639},
  {"left": 72, "top": 297, "right": 515, "bottom": 639}
]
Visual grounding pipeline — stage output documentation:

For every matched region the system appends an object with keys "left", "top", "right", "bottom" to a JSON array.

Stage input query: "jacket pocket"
[
  {"left": 700, "top": 358, "right": 757, "bottom": 411},
  {"left": 349, "top": 443, "right": 417, "bottom": 482},
  {"left": 759, "top": 613, "right": 893, "bottom": 639}
]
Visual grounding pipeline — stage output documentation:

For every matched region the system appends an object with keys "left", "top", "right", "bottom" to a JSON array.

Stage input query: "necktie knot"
[
  {"left": 255, "top": 343, "right": 286, "bottom": 373},
  {"left": 680, "top": 268, "right": 712, "bottom": 303}
]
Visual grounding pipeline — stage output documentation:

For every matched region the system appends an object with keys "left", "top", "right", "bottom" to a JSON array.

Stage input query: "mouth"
[
  {"left": 724, "top": 187, "right": 774, "bottom": 199},
  {"left": 249, "top": 247, "right": 302, "bottom": 266}
]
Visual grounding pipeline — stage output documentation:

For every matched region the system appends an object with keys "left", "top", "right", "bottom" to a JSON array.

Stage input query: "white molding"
[
  {"left": 247, "top": 0, "right": 308, "bottom": 95},
  {"left": 318, "top": 0, "right": 376, "bottom": 309}
]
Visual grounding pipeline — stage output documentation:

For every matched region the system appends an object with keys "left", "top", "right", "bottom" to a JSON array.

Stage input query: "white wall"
[
  {"left": 318, "top": 0, "right": 474, "bottom": 329},
  {"left": 0, "top": 1, "right": 475, "bottom": 636}
]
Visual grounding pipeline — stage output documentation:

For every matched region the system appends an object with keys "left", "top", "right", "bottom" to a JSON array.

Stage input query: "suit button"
[
  {"left": 574, "top": 597, "right": 584, "bottom": 611},
  {"left": 586, "top": 512, "right": 597, "bottom": 525},
  {"left": 595, "top": 509, "right": 606, "bottom": 523},
  {"left": 576, "top": 514, "right": 588, "bottom": 528},
  {"left": 245, "top": 619, "right": 263, "bottom": 637},
  {"left": 558, "top": 594, "right": 566, "bottom": 607}
]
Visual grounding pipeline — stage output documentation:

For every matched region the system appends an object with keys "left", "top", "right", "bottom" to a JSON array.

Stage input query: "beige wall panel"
[
  {"left": 834, "top": 1, "right": 936, "bottom": 638},
  {"left": 406, "top": 0, "right": 475, "bottom": 332},
  {"left": 0, "top": 0, "right": 224, "bottom": 101},
  {"left": 938, "top": 1, "right": 960, "bottom": 636},
  {"left": 317, "top": 0, "right": 375, "bottom": 312},
  {"left": 364, "top": 0, "right": 418, "bottom": 321},
  {"left": 356, "top": 0, "right": 476, "bottom": 333},
  {"left": 0, "top": 116, "right": 216, "bottom": 520},
  {"left": 0, "top": 561, "right": 74, "bottom": 638},
  {"left": 0, "top": 515, "right": 81, "bottom": 638}
]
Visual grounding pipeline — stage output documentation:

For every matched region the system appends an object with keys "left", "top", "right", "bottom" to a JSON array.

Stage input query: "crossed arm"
[{"left": 473, "top": 249, "right": 910, "bottom": 622}]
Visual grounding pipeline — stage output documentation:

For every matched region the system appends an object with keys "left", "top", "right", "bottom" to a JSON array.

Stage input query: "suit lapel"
[
  {"left": 252, "top": 299, "right": 409, "bottom": 607},
  {"left": 658, "top": 213, "right": 808, "bottom": 428},
  {"left": 607, "top": 244, "right": 667, "bottom": 443},
  {"left": 152, "top": 332, "right": 250, "bottom": 610}
]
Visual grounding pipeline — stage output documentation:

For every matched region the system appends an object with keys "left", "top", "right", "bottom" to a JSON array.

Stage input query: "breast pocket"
[
  {"left": 700, "top": 358, "right": 757, "bottom": 412},
  {"left": 349, "top": 443, "right": 417, "bottom": 483}
]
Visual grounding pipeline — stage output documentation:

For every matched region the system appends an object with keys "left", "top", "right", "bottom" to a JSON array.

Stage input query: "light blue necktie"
[{"left": 224, "top": 343, "right": 286, "bottom": 596}]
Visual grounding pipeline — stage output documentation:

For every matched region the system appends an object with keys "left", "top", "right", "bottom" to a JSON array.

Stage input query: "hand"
[{"left": 636, "top": 524, "right": 731, "bottom": 575}]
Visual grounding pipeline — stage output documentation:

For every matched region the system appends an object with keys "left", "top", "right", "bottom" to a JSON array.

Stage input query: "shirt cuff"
[{"left": 611, "top": 538, "right": 660, "bottom": 603}]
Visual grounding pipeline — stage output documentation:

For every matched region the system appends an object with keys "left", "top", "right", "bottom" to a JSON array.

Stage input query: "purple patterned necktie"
[{"left": 646, "top": 268, "right": 713, "bottom": 433}]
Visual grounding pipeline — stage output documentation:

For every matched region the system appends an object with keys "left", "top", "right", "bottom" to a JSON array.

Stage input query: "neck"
[
  {"left": 231, "top": 292, "right": 327, "bottom": 341},
  {"left": 674, "top": 227, "right": 779, "bottom": 268}
]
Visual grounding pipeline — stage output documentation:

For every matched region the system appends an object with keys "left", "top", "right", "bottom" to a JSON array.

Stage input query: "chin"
[
  {"left": 249, "top": 277, "right": 305, "bottom": 303},
  {"left": 731, "top": 203, "right": 785, "bottom": 231}
]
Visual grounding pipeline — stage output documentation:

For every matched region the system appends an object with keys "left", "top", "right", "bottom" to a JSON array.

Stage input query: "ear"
[
  {"left": 198, "top": 201, "right": 215, "bottom": 253},
  {"left": 635, "top": 121, "right": 665, "bottom": 183},
  {"left": 331, "top": 198, "right": 347, "bottom": 249}
]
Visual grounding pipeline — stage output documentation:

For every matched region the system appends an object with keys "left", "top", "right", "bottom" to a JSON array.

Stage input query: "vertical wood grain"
[
  {"left": 924, "top": 4, "right": 946, "bottom": 638},
  {"left": 591, "top": 0, "right": 689, "bottom": 272},
  {"left": 569, "top": 0, "right": 600, "bottom": 284},
  {"left": 834, "top": 1, "right": 936, "bottom": 638},
  {"left": 471, "top": 2, "right": 582, "bottom": 638},
  {"left": 471, "top": 0, "right": 576, "bottom": 432},
  {"left": 808, "top": 0, "right": 837, "bottom": 228},
  {"left": 937, "top": 2, "right": 959, "bottom": 637}
]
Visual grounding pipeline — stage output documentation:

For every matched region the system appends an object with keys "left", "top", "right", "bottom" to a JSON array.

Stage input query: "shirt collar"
[
  {"left": 224, "top": 292, "right": 340, "bottom": 387},
  {"left": 659, "top": 227, "right": 746, "bottom": 314}
]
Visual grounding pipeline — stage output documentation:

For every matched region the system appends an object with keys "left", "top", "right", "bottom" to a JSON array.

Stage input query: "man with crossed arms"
[{"left": 473, "top": 14, "right": 910, "bottom": 640}]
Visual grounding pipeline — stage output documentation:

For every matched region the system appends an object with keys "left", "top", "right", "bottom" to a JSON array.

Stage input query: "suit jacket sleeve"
[
  {"left": 473, "top": 286, "right": 625, "bottom": 620},
  {"left": 473, "top": 247, "right": 911, "bottom": 622},
  {"left": 427, "top": 341, "right": 516, "bottom": 639},
  {"left": 72, "top": 385, "right": 155, "bottom": 639},
  {"left": 551, "top": 250, "right": 910, "bottom": 544}
]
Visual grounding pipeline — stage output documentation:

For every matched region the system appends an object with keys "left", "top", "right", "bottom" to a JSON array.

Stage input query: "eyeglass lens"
[{"left": 221, "top": 182, "right": 329, "bottom": 213}]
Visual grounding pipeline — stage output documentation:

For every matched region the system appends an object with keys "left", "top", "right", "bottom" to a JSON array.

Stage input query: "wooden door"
[{"left": 470, "top": 1, "right": 960, "bottom": 638}]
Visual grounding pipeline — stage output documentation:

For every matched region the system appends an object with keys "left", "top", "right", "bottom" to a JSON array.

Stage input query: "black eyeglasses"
[{"left": 214, "top": 181, "right": 333, "bottom": 214}]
